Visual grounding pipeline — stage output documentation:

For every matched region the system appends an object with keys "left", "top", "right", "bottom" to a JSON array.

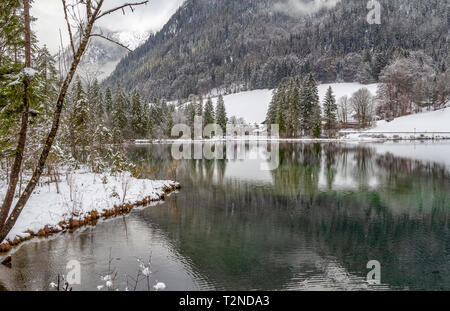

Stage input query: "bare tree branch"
[
  {"left": 86, "top": 0, "right": 92, "bottom": 19},
  {"left": 96, "top": 1, "right": 148, "bottom": 20},
  {"left": 62, "top": 0, "right": 76, "bottom": 57},
  {"left": 90, "top": 33, "right": 132, "bottom": 51}
]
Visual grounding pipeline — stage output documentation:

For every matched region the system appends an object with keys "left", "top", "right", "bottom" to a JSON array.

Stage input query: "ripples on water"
[{"left": 0, "top": 142, "right": 449, "bottom": 291}]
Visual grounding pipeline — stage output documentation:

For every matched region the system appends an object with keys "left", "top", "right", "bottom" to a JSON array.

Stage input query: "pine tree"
[
  {"left": 276, "top": 106, "right": 286, "bottom": 137},
  {"left": 104, "top": 87, "right": 113, "bottom": 116},
  {"left": 300, "top": 74, "right": 321, "bottom": 137},
  {"left": 186, "top": 102, "right": 196, "bottom": 128},
  {"left": 67, "top": 77, "right": 90, "bottom": 160},
  {"left": 288, "top": 79, "right": 301, "bottom": 137},
  {"left": 312, "top": 109, "right": 322, "bottom": 138},
  {"left": 277, "top": 83, "right": 290, "bottom": 137},
  {"left": 203, "top": 97, "right": 215, "bottom": 137},
  {"left": 299, "top": 77, "right": 312, "bottom": 136},
  {"left": 88, "top": 79, "right": 103, "bottom": 121},
  {"left": 311, "top": 84, "right": 322, "bottom": 138},
  {"left": 112, "top": 85, "right": 128, "bottom": 142},
  {"left": 196, "top": 96, "right": 203, "bottom": 117},
  {"left": 204, "top": 97, "right": 215, "bottom": 125},
  {"left": 323, "top": 86, "right": 337, "bottom": 137},
  {"left": 142, "top": 101, "right": 153, "bottom": 138},
  {"left": 130, "top": 89, "right": 144, "bottom": 138},
  {"left": 266, "top": 89, "right": 279, "bottom": 125},
  {"left": 35, "top": 46, "right": 59, "bottom": 98},
  {"left": 166, "top": 105, "right": 174, "bottom": 137},
  {"left": 160, "top": 99, "right": 173, "bottom": 138},
  {"left": 185, "top": 101, "right": 196, "bottom": 139},
  {"left": 215, "top": 94, "right": 227, "bottom": 135}
]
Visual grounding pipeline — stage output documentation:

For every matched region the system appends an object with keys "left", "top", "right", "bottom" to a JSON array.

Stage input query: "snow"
[
  {"left": 0, "top": 168, "right": 178, "bottom": 246},
  {"left": 23, "top": 67, "right": 37, "bottom": 77},
  {"left": 153, "top": 282, "right": 166, "bottom": 291},
  {"left": 212, "top": 89, "right": 272, "bottom": 124},
  {"left": 113, "top": 30, "right": 149, "bottom": 50},
  {"left": 345, "top": 107, "right": 450, "bottom": 140},
  {"left": 317, "top": 83, "right": 378, "bottom": 103},
  {"left": 208, "top": 83, "right": 378, "bottom": 124},
  {"left": 369, "top": 107, "right": 450, "bottom": 133},
  {"left": 142, "top": 267, "right": 151, "bottom": 277},
  {"left": 7, "top": 80, "right": 21, "bottom": 87}
]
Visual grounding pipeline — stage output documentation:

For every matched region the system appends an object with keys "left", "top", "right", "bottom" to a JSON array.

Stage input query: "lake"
[{"left": 0, "top": 141, "right": 449, "bottom": 291}]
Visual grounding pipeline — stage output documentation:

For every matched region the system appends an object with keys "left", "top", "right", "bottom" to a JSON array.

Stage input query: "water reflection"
[
  {"left": 127, "top": 142, "right": 450, "bottom": 290},
  {"left": 1, "top": 142, "right": 449, "bottom": 291}
]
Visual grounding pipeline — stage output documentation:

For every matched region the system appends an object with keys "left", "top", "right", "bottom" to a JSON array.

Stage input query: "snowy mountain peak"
[
  {"left": 111, "top": 30, "right": 150, "bottom": 51},
  {"left": 64, "top": 26, "right": 149, "bottom": 81}
]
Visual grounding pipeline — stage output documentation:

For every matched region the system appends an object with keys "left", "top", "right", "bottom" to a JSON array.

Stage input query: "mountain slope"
[{"left": 104, "top": 0, "right": 448, "bottom": 100}]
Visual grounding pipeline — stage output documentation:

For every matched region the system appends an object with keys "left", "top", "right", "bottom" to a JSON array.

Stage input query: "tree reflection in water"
[{"left": 125, "top": 142, "right": 449, "bottom": 291}]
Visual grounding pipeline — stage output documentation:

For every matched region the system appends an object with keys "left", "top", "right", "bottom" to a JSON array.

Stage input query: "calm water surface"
[{"left": 0, "top": 142, "right": 449, "bottom": 291}]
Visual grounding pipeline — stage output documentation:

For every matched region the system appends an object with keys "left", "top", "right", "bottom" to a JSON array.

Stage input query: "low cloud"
[
  {"left": 273, "top": 0, "right": 341, "bottom": 17},
  {"left": 32, "top": 0, "right": 185, "bottom": 53}
]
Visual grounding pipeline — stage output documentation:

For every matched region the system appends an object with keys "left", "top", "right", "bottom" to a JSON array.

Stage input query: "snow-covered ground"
[
  {"left": 369, "top": 141, "right": 450, "bottom": 169},
  {"left": 208, "top": 83, "right": 378, "bottom": 124},
  {"left": 345, "top": 107, "right": 450, "bottom": 140},
  {"left": 0, "top": 169, "right": 178, "bottom": 250}
]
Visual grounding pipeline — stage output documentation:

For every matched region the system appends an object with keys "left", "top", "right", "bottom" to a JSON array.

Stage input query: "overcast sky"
[{"left": 31, "top": 0, "right": 185, "bottom": 53}]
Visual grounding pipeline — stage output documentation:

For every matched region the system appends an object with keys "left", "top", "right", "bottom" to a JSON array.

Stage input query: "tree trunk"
[
  {"left": 0, "top": 2, "right": 101, "bottom": 244},
  {"left": 0, "top": 0, "right": 32, "bottom": 231}
]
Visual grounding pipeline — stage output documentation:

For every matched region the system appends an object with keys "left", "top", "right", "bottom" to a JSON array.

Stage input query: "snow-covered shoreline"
[
  {"left": 133, "top": 105, "right": 450, "bottom": 144},
  {"left": 343, "top": 107, "right": 450, "bottom": 140},
  {"left": 0, "top": 169, "right": 180, "bottom": 254},
  {"left": 134, "top": 135, "right": 450, "bottom": 145}
]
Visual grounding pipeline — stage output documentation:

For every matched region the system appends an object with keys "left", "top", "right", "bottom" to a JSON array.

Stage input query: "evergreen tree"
[
  {"left": 88, "top": 79, "right": 103, "bottom": 121},
  {"left": 323, "top": 86, "right": 338, "bottom": 137},
  {"left": 35, "top": 46, "right": 59, "bottom": 98},
  {"left": 277, "top": 83, "right": 290, "bottom": 137},
  {"left": 267, "top": 79, "right": 302, "bottom": 137},
  {"left": 130, "top": 89, "right": 144, "bottom": 138},
  {"left": 142, "top": 101, "right": 153, "bottom": 138},
  {"left": 166, "top": 104, "right": 174, "bottom": 137},
  {"left": 204, "top": 97, "right": 215, "bottom": 125},
  {"left": 299, "top": 74, "right": 321, "bottom": 137},
  {"left": 215, "top": 94, "right": 227, "bottom": 134},
  {"left": 67, "top": 77, "right": 90, "bottom": 159},
  {"left": 266, "top": 89, "right": 279, "bottom": 125},
  {"left": 112, "top": 85, "right": 128, "bottom": 142},
  {"left": 276, "top": 105, "right": 286, "bottom": 137},
  {"left": 288, "top": 79, "right": 301, "bottom": 137},
  {"left": 196, "top": 96, "right": 204, "bottom": 117},
  {"left": 150, "top": 98, "right": 163, "bottom": 129},
  {"left": 312, "top": 108, "right": 322, "bottom": 138},
  {"left": 185, "top": 102, "right": 196, "bottom": 139},
  {"left": 104, "top": 87, "right": 113, "bottom": 116},
  {"left": 203, "top": 97, "right": 215, "bottom": 137},
  {"left": 160, "top": 99, "right": 172, "bottom": 137}
]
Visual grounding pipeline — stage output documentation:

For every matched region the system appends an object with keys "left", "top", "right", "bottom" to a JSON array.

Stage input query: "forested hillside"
[{"left": 104, "top": 0, "right": 449, "bottom": 101}]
